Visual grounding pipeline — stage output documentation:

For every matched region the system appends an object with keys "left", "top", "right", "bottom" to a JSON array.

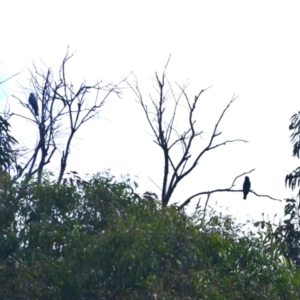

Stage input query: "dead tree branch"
[
  {"left": 127, "top": 58, "right": 248, "bottom": 206},
  {"left": 11, "top": 49, "right": 123, "bottom": 184},
  {"left": 178, "top": 169, "right": 282, "bottom": 210},
  {"left": 0, "top": 70, "right": 22, "bottom": 85}
]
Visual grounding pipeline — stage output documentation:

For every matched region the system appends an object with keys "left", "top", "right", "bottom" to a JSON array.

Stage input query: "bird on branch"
[
  {"left": 243, "top": 176, "right": 251, "bottom": 200},
  {"left": 28, "top": 93, "right": 39, "bottom": 116}
]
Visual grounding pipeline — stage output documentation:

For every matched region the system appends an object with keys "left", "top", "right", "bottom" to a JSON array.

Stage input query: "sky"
[{"left": 1, "top": 1, "right": 300, "bottom": 224}]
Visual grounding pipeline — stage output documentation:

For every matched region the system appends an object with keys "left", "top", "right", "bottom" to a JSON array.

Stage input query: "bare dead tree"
[
  {"left": 10, "top": 49, "right": 123, "bottom": 184},
  {"left": 127, "top": 57, "right": 266, "bottom": 207}
]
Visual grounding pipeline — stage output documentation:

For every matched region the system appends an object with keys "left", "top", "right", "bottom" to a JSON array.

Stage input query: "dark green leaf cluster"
[
  {"left": 0, "top": 116, "right": 18, "bottom": 172},
  {"left": 286, "top": 112, "right": 300, "bottom": 195},
  {"left": 279, "top": 111, "right": 300, "bottom": 266},
  {"left": 289, "top": 112, "right": 300, "bottom": 158},
  {"left": 256, "top": 198, "right": 300, "bottom": 267}
]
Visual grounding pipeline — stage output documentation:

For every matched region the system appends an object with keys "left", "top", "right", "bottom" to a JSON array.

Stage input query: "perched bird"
[
  {"left": 28, "top": 93, "right": 39, "bottom": 116},
  {"left": 243, "top": 176, "right": 251, "bottom": 200}
]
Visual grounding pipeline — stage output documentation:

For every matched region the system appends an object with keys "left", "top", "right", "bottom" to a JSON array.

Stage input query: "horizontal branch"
[
  {"left": 178, "top": 169, "right": 282, "bottom": 209},
  {"left": 179, "top": 189, "right": 282, "bottom": 209}
]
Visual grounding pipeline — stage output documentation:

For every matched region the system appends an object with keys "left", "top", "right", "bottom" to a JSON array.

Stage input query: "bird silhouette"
[
  {"left": 28, "top": 93, "right": 39, "bottom": 116},
  {"left": 243, "top": 176, "right": 251, "bottom": 200}
]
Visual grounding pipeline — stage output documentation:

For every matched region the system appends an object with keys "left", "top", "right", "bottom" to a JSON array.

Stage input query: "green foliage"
[
  {"left": 286, "top": 111, "right": 300, "bottom": 195},
  {"left": 276, "top": 111, "right": 300, "bottom": 266},
  {"left": 0, "top": 115, "right": 18, "bottom": 172},
  {"left": 0, "top": 172, "right": 299, "bottom": 299},
  {"left": 255, "top": 198, "right": 300, "bottom": 267},
  {"left": 278, "top": 199, "right": 300, "bottom": 265},
  {"left": 288, "top": 112, "right": 300, "bottom": 159}
]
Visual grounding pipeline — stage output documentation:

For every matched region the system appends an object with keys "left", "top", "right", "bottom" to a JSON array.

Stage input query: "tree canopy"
[{"left": 1, "top": 171, "right": 299, "bottom": 299}]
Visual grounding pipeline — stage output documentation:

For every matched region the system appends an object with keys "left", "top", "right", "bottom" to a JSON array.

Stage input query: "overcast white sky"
[{"left": 1, "top": 1, "right": 300, "bottom": 223}]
